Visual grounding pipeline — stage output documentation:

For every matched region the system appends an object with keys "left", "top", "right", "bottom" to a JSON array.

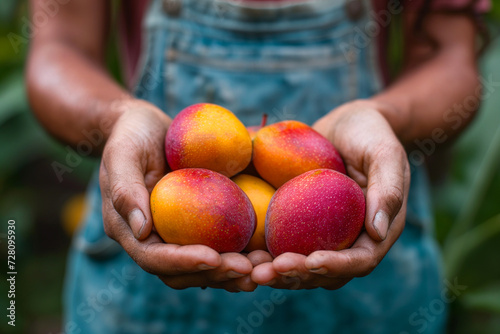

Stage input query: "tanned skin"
[{"left": 27, "top": 0, "right": 480, "bottom": 290}]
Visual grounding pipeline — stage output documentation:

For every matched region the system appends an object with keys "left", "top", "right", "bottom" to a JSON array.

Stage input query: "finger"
[
  {"left": 100, "top": 128, "right": 166, "bottom": 240},
  {"left": 161, "top": 255, "right": 256, "bottom": 291},
  {"left": 138, "top": 242, "right": 222, "bottom": 276},
  {"left": 208, "top": 281, "right": 242, "bottom": 293},
  {"left": 253, "top": 261, "right": 349, "bottom": 290},
  {"left": 272, "top": 253, "right": 312, "bottom": 281},
  {"left": 317, "top": 277, "right": 351, "bottom": 290},
  {"left": 233, "top": 275, "right": 258, "bottom": 292},
  {"left": 204, "top": 252, "right": 253, "bottom": 281},
  {"left": 304, "top": 233, "right": 380, "bottom": 278},
  {"left": 102, "top": 193, "right": 223, "bottom": 278},
  {"left": 251, "top": 262, "right": 281, "bottom": 286},
  {"left": 364, "top": 144, "right": 409, "bottom": 242},
  {"left": 164, "top": 275, "right": 257, "bottom": 292},
  {"left": 251, "top": 263, "right": 303, "bottom": 289},
  {"left": 254, "top": 268, "right": 350, "bottom": 290},
  {"left": 247, "top": 250, "right": 274, "bottom": 267},
  {"left": 211, "top": 275, "right": 258, "bottom": 292},
  {"left": 159, "top": 275, "right": 211, "bottom": 290},
  {"left": 100, "top": 149, "right": 151, "bottom": 240}
]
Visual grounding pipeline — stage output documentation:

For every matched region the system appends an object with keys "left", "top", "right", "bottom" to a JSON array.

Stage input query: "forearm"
[
  {"left": 27, "top": 41, "right": 139, "bottom": 153},
  {"left": 369, "top": 12, "right": 480, "bottom": 147},
  {"left": 371, "top": 49, "right": 479, "bottom": 147},
  {"left": 26, "top": 0, "right": 170, "bottom": 155}
]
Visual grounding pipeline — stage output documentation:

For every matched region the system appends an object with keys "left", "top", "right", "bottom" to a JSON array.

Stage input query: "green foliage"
[
  {"left": 488, "top": 0, "right": 500, "bottom": 22},
  {"left": 0, "top": 2, "right": 97, "bottom": 333},
  {"left": 431, "top": 28, "right": 500, "bottom": 333},
  {"left": 0, "top": 0, "right": 500, "bottom": 333}
]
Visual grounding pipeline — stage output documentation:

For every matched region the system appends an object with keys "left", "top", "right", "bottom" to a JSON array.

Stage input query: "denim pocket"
[{"left": 162, "top": 27, "right": 358, "bottom": 126}]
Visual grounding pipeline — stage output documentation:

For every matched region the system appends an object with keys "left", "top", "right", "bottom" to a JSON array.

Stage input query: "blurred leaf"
[
  {"left": 0, "top": 114, "right": 46, "bottom": 179},
  {"left": 434, "top": 37, "right": 500, "bottom": 243},
  {"left": 0, "top": 34, "right": 27, "bottom": 66},
  {"left": 444, "top": 213, "right": 500, "bottom": 279},
  {"left": 450, "top": 310, "right": 500, "bottom": 334},
  {"left": 444, "top": 119, "right": 500, "bottom": 245},
  {"left": 0, "top": 71, "right": 26, "bottom": 125},
  {"left": 0, "top": 0, "right": 19, "bottom": 22},
  {"left": 487, "top": 0, "right": 500, "bottom": 22},
  {"left": 0, "top": 188, "right": 35, "bottom": 237},
  {"left": 461, "top": 283, "right": 500, "bottom": 314}
]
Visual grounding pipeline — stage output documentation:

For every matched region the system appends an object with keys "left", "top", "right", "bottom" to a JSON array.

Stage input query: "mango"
[
  {"left": 265, "top": 169, "right": 365, "bottom": 257},
  {"left": 252, "top": 120, "right": 345, "bottom": 188},
  {"left": 232, "top": 174, "right": 275, "bottom": 252},
  {"left": 165, "top": 103, "right": 252, "bottom": 177},
  {"left": 151, "top": 168, "right": 256, "bottom": 253}
]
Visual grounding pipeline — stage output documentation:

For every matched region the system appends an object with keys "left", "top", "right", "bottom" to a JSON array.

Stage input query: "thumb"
[
  {"left": 100, "top": 146, "right": 155, "bottom": 241},
  {"left": 364, "top": 147, "right": 409, "bottom": 242}
]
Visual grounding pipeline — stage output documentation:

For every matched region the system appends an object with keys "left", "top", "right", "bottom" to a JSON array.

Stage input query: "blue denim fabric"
[{"left": 64, "top": 0, "right": 446, "bottom": 333}]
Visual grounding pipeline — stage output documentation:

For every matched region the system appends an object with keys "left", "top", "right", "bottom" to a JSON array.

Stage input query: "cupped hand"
[
  {"left": 99, "top": 99, "right": 256, "bottom": 292},
  {"left": 251, "top": 100, "right": 410, "bottom": 289}
]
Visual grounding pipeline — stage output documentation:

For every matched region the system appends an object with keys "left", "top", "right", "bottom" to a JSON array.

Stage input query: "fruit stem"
[{"left": 261, "top": 113, "right": 268, "bottom": 127}]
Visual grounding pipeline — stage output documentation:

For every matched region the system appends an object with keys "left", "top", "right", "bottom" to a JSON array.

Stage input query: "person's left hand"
[{"left": 250, "top": 100, "right": 410, "bottom": 289}]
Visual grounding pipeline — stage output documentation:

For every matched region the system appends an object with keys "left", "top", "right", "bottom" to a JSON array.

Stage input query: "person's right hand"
[{"left": 99, "top": 99, "right": 257, "bottom": 292}]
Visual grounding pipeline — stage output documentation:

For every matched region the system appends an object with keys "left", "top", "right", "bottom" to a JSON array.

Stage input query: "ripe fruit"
[
  {"left": 241, "top": 114, "right": 268, "bottom": 176},
  {"left": 252, "top": 120, "right": 346, "bottom": 188},
  {"left": 165, "top": 103, "right": 252, "bottom": 177},
  {"left": 150, "top": 168, "right": 256, "bottom": 253},
  {"left": 265, "top": 169, "right": 365, "bottom": 257},
  {"left": 247, "top": 114, "right": 268, "bottom": 140},
  {"left": 232, "top": 174, "right": 275, "bottom": 252},
  {"left": 246, "top": 126, "right": 260, "bottom": 141}
]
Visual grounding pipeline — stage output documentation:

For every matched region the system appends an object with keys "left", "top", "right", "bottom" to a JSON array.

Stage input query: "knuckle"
[
  {"left": 359, "top": 258, "right": 379, "bottom": 277},
  {"left": 385, "top": 185, "right": 404, "bottom": 213},
  {"left": 102, "top": 209, "right": 119, "bottom": 241},
  {"left": 343, "top": 253, "right": 356, "bottom": 269},
  {"left": 135, "top": 256, "right": 154, "bottom": 275},
  {"left": 135, "top": 246, "right": 155, "bottom": 274},
  {"left": 103, "top": 220, "right": 116, "bottom": 239},
  {"left": 166, "top": 246, "right": 190, "bottom": 274},
  {"left": 110, "top": 181, "right": 130, "bottom": 215},
  {"left": 374, "top": 143, "right": 400, "bottom": 159}
]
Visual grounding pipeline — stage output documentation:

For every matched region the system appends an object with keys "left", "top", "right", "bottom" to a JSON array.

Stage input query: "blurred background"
[{"left": 0, "top": 1, "right": 500, "bottom": 333}]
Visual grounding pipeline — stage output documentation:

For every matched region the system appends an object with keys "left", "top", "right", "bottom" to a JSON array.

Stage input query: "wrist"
[
  {"left": 367, "top": 96, "right": 413, "bottom": 144},
  {"left": 317, "top": 99, "right": 387, "bottom": 132},
  {"left": 335, "top": 99, "right": 412, "bottom": 145},
  {"left": 101, "top": 97, "right": 171, "bottom": 140},
  {"left": 314, "top": 99, "right": 405, "bottom": 149}
]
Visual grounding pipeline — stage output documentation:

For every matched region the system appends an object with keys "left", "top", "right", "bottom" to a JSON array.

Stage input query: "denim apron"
[{"left": 64, "top": 1, "right": 446, "bottom": 333}]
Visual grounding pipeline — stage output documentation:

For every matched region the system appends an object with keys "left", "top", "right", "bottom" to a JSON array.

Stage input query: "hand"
[
  {"left": 251, "top": 100, "right": 410, "bottom": 289},
  {"left": 99, "top": 99, "right": 256, "bottom": 292}
]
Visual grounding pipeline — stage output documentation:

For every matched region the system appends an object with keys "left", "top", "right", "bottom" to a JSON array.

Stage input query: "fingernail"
[
  {"left": 277, "top": 271, "right": 297, "bottom": 277},
  {"left": 263, "top": 279, "right": 276, "bottom": 286},
  {"left": 373, "top": 211, "right": 389, "bottom": 240},
  {"left": 128, "top": 209, "right": 146, "bottom": 239},
  {"left": 309, "top": 267, "right": 328, "bottom": 275},
  {"left": 227, "top": 271, "right": 246, "bottom": 278},
  {"left": 306, "top": 258, "right": 321, "bottom": 270},
  {"left": 198, "top": 264, "right": 217, "bottom": 270}
]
